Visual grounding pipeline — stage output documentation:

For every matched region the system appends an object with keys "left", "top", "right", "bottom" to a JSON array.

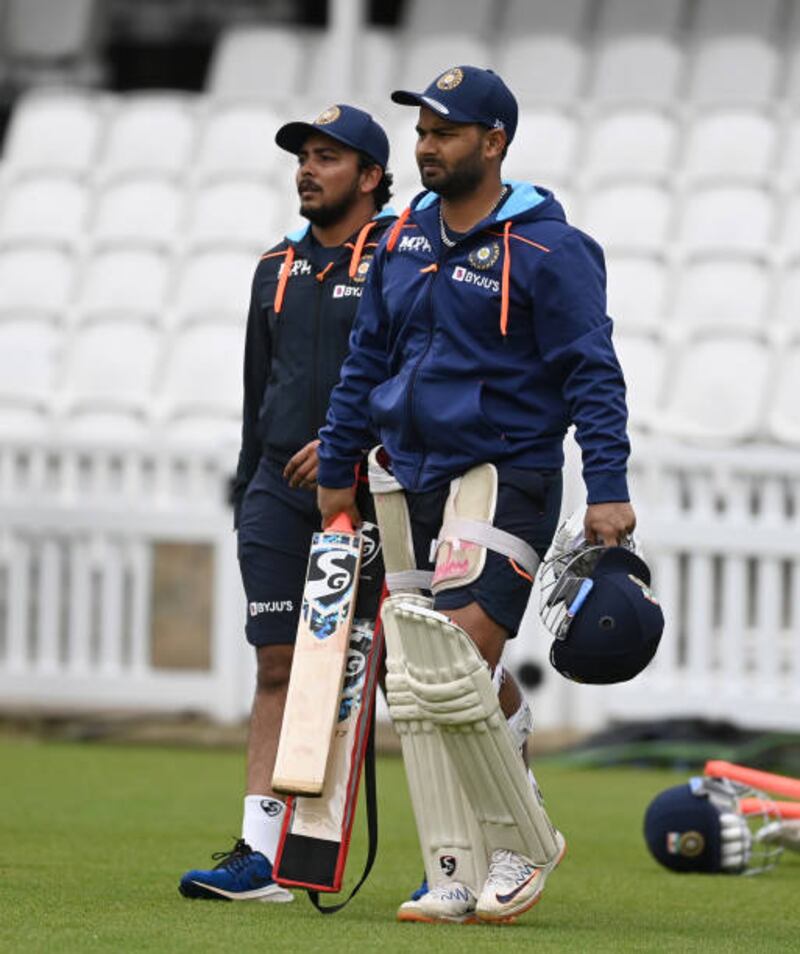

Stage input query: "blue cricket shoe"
[{"left": 179, "top": 838, "right": 294, "bottom": 902}]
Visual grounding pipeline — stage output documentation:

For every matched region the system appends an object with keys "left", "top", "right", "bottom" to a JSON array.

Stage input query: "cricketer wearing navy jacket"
[{"left": 316, "top": 179, "right": 630, "bottom": 505}]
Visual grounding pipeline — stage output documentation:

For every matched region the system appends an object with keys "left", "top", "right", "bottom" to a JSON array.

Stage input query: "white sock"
[{"left": 242, "top": 795, "right": 285, "bottom": 862}]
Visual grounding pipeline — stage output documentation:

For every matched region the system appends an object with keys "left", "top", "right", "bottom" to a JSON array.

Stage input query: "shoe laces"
[
  {"left": 486, "top": 849, "right": 535, "bottom": 886},
  {"left": 211, "top": 838, "right": 255, "bottom": 872}
]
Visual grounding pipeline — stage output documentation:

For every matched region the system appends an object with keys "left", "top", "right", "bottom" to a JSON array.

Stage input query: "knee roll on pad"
[{"left": 392, "top": 599, "right": 561, "bottom": 866}]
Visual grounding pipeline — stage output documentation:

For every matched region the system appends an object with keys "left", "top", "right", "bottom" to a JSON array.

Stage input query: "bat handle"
[{"left": 326, "top": 512, "right": 355, "bottom": 533}]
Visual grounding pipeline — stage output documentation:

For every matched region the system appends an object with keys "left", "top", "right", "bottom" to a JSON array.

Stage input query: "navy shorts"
[
  {"left": 407, "top": 465, "right": 562, "bottom": 637},
  {"left": 237, "top": 457, "right": 383, "bottom": 647}
]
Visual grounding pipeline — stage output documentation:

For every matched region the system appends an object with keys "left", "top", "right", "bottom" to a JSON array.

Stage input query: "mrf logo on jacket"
[{"left": 452, "top": 265, "right": 500, "bottom": 293}]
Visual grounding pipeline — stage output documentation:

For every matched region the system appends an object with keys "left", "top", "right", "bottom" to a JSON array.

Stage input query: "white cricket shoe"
[
  {"left": 396, "top": 881, "right": 478, "bottom": 925},
  {"left": 476, "top": 832, "right": 567, "bottom": 924}
]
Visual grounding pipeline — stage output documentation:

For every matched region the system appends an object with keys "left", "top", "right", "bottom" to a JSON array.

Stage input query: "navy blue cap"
[
  {"left": 549, "top": 547, "right": 664, "bottom": 684},
  {"left": 644, "top": 783, "right": 723, "bottom": 873},
  {"left": 392, "top": 65, "right": 518, "bottom": 144},
  {"left": 275, "top": 104, "right": 389, "bottom": 169}
]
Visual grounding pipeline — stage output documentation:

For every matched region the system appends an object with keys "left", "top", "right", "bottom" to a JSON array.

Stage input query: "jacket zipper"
[
  {"left": 406, "top": 248, "right": 447, "bottom": 489},
  {"left": 310, "top": 276, "right": 324, "bottom": 436}
]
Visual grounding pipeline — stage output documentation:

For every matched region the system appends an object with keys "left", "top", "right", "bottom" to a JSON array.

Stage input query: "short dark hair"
[{"left": 358, "top": 152, "right": 393, "bottom": 211}]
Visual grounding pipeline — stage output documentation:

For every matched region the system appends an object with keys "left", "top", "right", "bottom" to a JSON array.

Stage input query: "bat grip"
[{"left": 327, "top": 512, "right": 354, "bottom": 533}]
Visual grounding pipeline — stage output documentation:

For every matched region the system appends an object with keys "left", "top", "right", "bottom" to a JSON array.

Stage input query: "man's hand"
[
  {"left": 585, "top": 501, "right": 636, "bottom": 546},
  {"left": 317, "top": 484, "right": 361, "bottom": 529},
  {"left": 283, "top": 439, "right": 320, "bottom": 489}
]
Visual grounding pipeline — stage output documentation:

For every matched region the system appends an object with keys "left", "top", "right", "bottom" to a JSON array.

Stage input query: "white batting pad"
[
  {"left": 382, "top": 595, "right": 489, "bottom": 891},
  {"left": 393, "top": 600, "right": 561, "bottom": 866}
]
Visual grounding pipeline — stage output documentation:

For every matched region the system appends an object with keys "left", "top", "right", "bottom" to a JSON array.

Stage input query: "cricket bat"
[{"left": 272, "top": 513, "right": 363, "bottom": 797}]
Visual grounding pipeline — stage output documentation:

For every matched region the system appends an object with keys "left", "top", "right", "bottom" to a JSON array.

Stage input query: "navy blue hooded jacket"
[
  {"left": 317, "top": 182, "right": 630, "bottom": 504},
  {"left": 232, "top": 209, "right": 396, "bottom": 518}
]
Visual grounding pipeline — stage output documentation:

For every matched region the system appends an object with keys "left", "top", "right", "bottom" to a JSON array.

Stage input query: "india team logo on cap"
[
  {"left": 469, "top": 242, "right": 500, "bottom": 270},
  {"left": 667, "top": 830, "right": 705, "bottom": 857},
  {"left": 315, "top": 105, "right": 341, "bottom": 125},
  {"left": 353, "top": 255, "right": 373, "bottom": 283},
  {"left": 436, "top": 67, "right": 463, "bottom": 90}
]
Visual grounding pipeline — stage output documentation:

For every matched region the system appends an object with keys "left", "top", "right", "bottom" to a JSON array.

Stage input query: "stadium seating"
[
  {"left": 670, "top": 259, "right": 771, "bottom": 332},
  {"left": 766, "top": 336, "right": 800, "bottom": 444},
  {"left": 91, "top": 177, "right": 184, "bottom": 253},
  {"left": 0, "top": 318, "right": 60, "bottom": 437},
  {"left": 0, "top": 247, "right": 76, "bottom": 321},
  {"left": 581, "top": 108, "right": 677, "bottom": 185},
  {"left": 193, "top": 102, "right": 284, "bottom": 184},
  {"left": 0, "top": 90, "right": 102, "bottom": 179},
  {"left": 677, "top": 185, "right": 774, "bottom": 259},
  {"left": 605, "top": 255, "right": 667, "bottom": 333},
  {"left": 504, "top": 108, "right": 578, "bottom": 187},
  {"left": 74, "top": 249, "right": 171, "bottom": 326},
  {"left": 590, "top": 0, "right": 684, "bottom": 104},
  {"left": 206, "top": 26, "right": 313, "bottom": 100},
  {"left": 579, "top": 183, "right": 673, "bottom": 256},
  {"left": 97, "top": 94, "right": 196, "bottom": 182},
  {"left": 172, "top": 250, "right": 255, "bottom": 328},
  {"left": 610, "top": 331, "right": 666, "bottom": 432},
  {"left": 498, "top": 0, "right": 590, "bottom": 105},
  {"left": 186, "top": 179, "right": 280, "bottom": 254},
  {"left": 682, "top": 109, "right": 777, "bottom": 186},
  {"left": 654, "top": 332, "right": 772, "bottom": 443},
  {"left": 0, "top": 175, "right": 89, "bottom": 250}
]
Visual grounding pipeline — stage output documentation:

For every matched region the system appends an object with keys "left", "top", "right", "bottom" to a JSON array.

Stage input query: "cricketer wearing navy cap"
[
  {"left": 392, "top": 65, "right": 518, "bottom": 144},
  {"left": 276, "top": 103, "right": 390, "bottom": 170}
]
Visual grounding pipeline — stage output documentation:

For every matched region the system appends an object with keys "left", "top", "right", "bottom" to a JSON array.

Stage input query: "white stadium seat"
[
  {"left": 397, "top": 36, "right": 490, "bottom": 90},
  {"left": 2, "top": 90, "right": 102, "bottom": 178},
  {"left": 605, "top": 255, "right": 667, "bottom": 333},
  {"left": 0, "top": 176, "right": 88, "bottom": 250},
  {"left": 0, "top": 319, "right": 60, "bottom": 424},
  {"left": 206, "top": 26, "right": 309, "bottom": 100},
  {"left": 678, "top": 186, "right": 774, "bottom": 259},
  {"left": 766, "top": 339, "right": 800, "bottom": 444},
  {"left": 173, "top": 250, "right": 255, "bottom": 327},
  {"left": 99, "top": 95, "right": 196, "bottom": 182},
  {"left": 671, "top": 259, "right": 769, "bottom": 332},
  {"left": 578, "top": 184, "right": 672, "bottom": 256},
  {"left": 402, "top": 0, "right": 495, "bottom": 36},
  {"left": 654, "top": 332, "right": 771, "bottom": 443},
  {"left": 194, "top": 102, "right": 283, "bottom": 184},
  {"left": 503, "top": 109, "right": 579, "bottom": 187},
  {"left": 498, "top": 0, "right": 589, "bottom": 105},
  {"left": 59, "top": 322, "right": 160, "bottom": 440},
  {"left": 582, "top": 108, "right": 677, "bottom": 184},
  {"left": 91, "top": 177, "right": 184, "bottom": 253},
  {"left": 158, "top": 325, "right": 243, "bottom": 446},
  {"left": 689, "top": 0, "right": 782, "bottom": 105},
  {"left": 590, "top": 0, "right": 684, "bottom": 104},
  {"left": 682, "top": 110, "right": 776, "bottom": 186},
  {"left": 186, "top": 180, "right": 279, "bottom": 254},
  {"left": 74, "top": 249, "right": 171, "bottom": 325},
  {"left": 0, "top": 248, "right": 75, "bottom": 320},
  {"left": 612, "top": 331, "right": 667, "bottom": 432}
]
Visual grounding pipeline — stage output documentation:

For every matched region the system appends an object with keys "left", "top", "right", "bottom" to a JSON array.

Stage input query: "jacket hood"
[{"left": 410, "top": 181, "right": 566, "bottom": 228}]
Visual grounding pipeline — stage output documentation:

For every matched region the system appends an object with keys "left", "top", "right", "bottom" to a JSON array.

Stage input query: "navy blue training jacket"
[
  {"left": 317, "top": 182, "right": 630, "bottom": 504},
  {"left": 232, "top": 208, "right": 396, "bottom": 517}
]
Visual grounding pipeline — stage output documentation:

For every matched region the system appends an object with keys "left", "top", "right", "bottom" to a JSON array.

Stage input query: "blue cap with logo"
[
  {"left": 392, "top": 65, "right": 518, "bottom": 144},
  {"left": 275, "top": 104, "right": 389, "bottom": 169},
  {"left": 549, "top": 547, "right": 664, "bottom": 684}
]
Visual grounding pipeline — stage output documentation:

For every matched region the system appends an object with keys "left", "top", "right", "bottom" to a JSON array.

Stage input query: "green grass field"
[{"left": 1, "top": 735, "right": 797, "bottom": 953}]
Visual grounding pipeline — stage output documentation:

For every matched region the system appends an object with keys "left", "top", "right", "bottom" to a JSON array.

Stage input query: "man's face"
[
  {"left": 415, "top": 106, "right": 487, "bottom": 199},
  {"left": 296, "top": 132, "right": 364, "bottom": 226}
]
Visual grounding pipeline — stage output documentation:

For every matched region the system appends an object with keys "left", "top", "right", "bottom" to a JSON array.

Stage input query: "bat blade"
[{"left": 272, "top": 515, "right": 362, "bottom": 796}]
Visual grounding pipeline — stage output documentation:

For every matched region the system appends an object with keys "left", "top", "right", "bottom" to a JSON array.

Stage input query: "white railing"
[
  {"left": 512, "top": 439, "right": 800, "bottom": 733},
  {"left": 3, "top": 436, "right": 800, "bottom": 732},
  {"left": 0, "top": 439, "right": 254, "bottom": 722}
]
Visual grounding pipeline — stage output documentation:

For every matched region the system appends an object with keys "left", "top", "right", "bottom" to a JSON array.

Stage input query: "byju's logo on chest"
[{"left": 452, "top": 265, "right": 500, "bottom": 293}]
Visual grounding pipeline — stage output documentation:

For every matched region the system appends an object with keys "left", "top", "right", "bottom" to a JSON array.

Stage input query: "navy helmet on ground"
[
  {"left": 644, "top": 776, "right": 783, "bottom": 875},
  {"left": 538, "top": 513, "right": 663, "bottom": 684}
]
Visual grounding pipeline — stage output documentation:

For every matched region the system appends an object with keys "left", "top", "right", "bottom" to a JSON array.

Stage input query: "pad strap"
[
  {"left": 438, "top": 517, "right": 540, "bottom": 579},
  {"left": 385, "top": 569, "right": 434, "bottom": 592}
]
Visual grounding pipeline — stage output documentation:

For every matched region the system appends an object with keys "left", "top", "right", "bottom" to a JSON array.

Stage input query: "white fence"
[
  {"left": 0, "top": 439, "right": 253, "bottom": 721},
  {"left": 2, "top": 437, "right": 800, "bottom": 733}
]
